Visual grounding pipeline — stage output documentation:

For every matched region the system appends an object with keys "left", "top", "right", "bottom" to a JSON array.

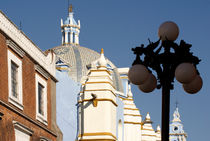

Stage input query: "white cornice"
[
  {"left": 35, "top": 65, "right": 49, "bottom": 80},
  {"left": 6, "top": 39, "right": 25, "bottom": 57},
  {"left": 40, "top": 137, "right": 52, "bottom": 141},
  {"left": 13, "top": 121, "right": 34, "bottom": 135},
  {"left": 0, "top": 10, "right": 55, "bottom": 77}
]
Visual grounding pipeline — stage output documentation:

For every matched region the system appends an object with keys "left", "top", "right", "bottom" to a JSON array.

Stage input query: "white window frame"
[
  {"left": 8, "top": 50, "right": 23, "bottom": 110},
  {"left": 35, "top": 73, "right": 48, "bottom": 125},
  {"left": 40, "top": 137, "right": 52, "bottom": 141},
  {"left": 13, "top": 121, "right": 33, "bottom": 141}
]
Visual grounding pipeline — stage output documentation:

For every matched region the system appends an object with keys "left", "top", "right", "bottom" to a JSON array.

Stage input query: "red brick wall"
[
  {"left": 22, "top": 54, "right": 36, "bottom": 119},
  {"left": 0, "top": 32, "right": 57, "bottom": 140},
  {"left": 0, "top": 32, "right": 8, "bottom": 102},
  {"left": 0, "top": 104, "right": 56, "bottom": 141}
]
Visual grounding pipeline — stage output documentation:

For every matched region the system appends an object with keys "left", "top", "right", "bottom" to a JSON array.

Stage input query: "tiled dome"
[{"left": 52, "top": 44, "right": 123, "bottom": 92}]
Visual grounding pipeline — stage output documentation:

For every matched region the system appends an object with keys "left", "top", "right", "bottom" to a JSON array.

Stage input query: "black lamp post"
[{"left": 128, "top": 21, "right": 202, "bottom": 141}]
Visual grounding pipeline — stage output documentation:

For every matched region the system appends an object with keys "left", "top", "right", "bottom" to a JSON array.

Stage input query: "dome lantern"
[{"left": 61, "top": 4, "right": 80, "bottom": 46}]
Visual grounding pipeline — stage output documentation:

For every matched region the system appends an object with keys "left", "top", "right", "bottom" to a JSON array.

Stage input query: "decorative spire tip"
[
  {"left": 101, "top": 48, "right": 104, "bottom": 54},
  {"left": 69, "top": 4, "right": 73, "bottom": 13}
]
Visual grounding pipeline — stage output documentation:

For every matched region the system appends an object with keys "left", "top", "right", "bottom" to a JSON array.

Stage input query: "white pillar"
[
  {"left": 70, "top": 32, "right": 73, "bottom": 44},
  {"left": 62, "top": 32, "right": 64, "bottom": 45},
  {"left": 65, "top": 32, "right": 68, "bottom": 44},
  {"left": 75, "top": 33, "right": 78, "bottom": 44},
  {"left": 179, "top": 136, "right": 182, "bottom": 141}
]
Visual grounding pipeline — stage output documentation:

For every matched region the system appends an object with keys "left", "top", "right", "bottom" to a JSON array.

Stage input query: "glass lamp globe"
[
  {"left": 158, "top": 21, "right": 179, "bottom": 41},
  {"left": 138, "top": 73, "right": 157, "bottom": 93},
  {"left": 175, "top": 63, "right": 197, "bottom": 84},
  {"left": 128, "top": 64, "right": 149, "bottom": 85},
  {"left": 183, "top": 75, "right": 203, "bottom": 94}
]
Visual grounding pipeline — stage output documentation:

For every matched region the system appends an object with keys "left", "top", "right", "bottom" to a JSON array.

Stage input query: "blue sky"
[{"left": 1, "top": 0, "right": 210, "bottom": 140}]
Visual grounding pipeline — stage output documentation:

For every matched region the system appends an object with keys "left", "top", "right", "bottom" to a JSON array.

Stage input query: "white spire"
[
  {"left": 172, "top": 107, "right": 181, "bottom": 122},
  {"left": 156, "top": 125, "right": 161, "bottom": 131},
  {"left": 144, "top": 112, "right": 153, "bottom": 124},
  {"left": 146, "top": 112, "right": 151, "bottom": 120},
  {"left": 169, "top": 107, "right": 187, "bottom": 140}
]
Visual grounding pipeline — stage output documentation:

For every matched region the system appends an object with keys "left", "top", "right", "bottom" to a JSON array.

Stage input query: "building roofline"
[{"left": 0, "top": 10, "right": 56, "bottom": 77}]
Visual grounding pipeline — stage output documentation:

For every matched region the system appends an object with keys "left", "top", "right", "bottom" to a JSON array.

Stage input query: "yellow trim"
[
  {"left": 56, "top": 67, "right": 68, "bottom": 70},
  {"left": 142, "top": 128, "right": 154, "bottom": 131},
  {"left": 124, "top": 103, "right": 135, "bottom": 106},
  {"left": 124, "top": 114, "right": 142, "bottom": 117},
  {"left": 85, "top": 81, "right": 115, "bottom": 89},
  {"left": 62, "top": 42, "right": 79, "bottom": 46},
  {"left": 90, "top": 69, "right": 111, "bottom": 75},
  {"left": 120, "top": 76, "right": 128, "bottom": 79},
  {"left": 78, "top": 99, "right": 118, "bottom": 107},
  {"left": 80, "top": 89, "right": 116, "bottom": 97},
  {"left": 61, "top": 24, "right": 80, "bottom": 29},
  {"left": 141, "top": 134, "right": 157, "bottom": 137},
  {"left": 77, "top": 139, "right": 115, "bottom": 141},
  {"left": 89, "top": 75, "right": 113, "bottom": 81},
  {"left": 78, "top": 132, "right": 117, "bottom": 140},
  {"left": 121, "top": 98, "right": 133, "bottom": 101},
  {"left": 124, "top": 121, "right": 141, "bottom": 124},
  {"left": 124, "top": 107, "right": 139, "bottom": 110}
]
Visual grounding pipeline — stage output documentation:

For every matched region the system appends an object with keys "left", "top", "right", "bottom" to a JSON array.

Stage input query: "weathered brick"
[{"left": 0, "top": 31, "right": 57, "bottom": 141}]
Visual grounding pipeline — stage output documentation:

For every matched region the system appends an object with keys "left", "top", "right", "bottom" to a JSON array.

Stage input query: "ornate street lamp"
[{"left": 128, "top": 21, "right": 202, "bottom": 141}]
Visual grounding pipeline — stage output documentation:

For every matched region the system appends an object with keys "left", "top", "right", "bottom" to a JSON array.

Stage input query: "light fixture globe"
[
  {"left": 183, "top": 75, "right": 203, "bottom": 94},
  {"left": 158, "top": 21, "right": 179, "bottom": 41},
  {"left": 128, "top": 64, "right": 149, "bottom": 85},
  {"left": 175, "top": 63, "right": 197, "bottom": 84},
  {"left": 138, "top": 73, "right": 157, "bottom": 93}
]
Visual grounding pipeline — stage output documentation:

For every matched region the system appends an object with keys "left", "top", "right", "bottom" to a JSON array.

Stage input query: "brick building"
[{"left": 0, "top": 11, "right": 62, "bottom": 141}]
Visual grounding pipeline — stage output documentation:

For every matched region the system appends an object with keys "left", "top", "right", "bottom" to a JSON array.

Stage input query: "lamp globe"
[
  {"left": 158, "top": 21, "right": 179, "bottom": 41},
  {"left": 128, "top": 64, "right": 149, "bottom": 85},
  {"left": 175, "top": 63, "right": 197, "bottom": 84},
  {"left": 138, "top": 73, "right": 157, "bottom": 93},
  {"left": 183, "top": 75, "right": 203, "bottom": 94}
]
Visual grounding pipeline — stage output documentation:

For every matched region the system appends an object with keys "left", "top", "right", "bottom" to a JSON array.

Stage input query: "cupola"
[{"left": 61, "top": 4, "right": 80, "bottom": 45}]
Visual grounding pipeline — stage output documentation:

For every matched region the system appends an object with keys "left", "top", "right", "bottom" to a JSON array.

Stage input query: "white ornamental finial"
[
  {"left": 146, "top": 112, "right": 151, "bottom": 120},
  {"left": 156, "top": 125, "right": 161, "bottom": 131},
  {"left": 144, "top": 112, "right": 153, "bottom": 124},
  {"left": 98, "top": 48, "right": 107, "bottom": 67}
]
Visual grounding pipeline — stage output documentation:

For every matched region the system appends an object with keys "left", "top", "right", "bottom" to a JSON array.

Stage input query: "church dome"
[{"left": 52, "top": 44, "right": 124, "bottom": 93}]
